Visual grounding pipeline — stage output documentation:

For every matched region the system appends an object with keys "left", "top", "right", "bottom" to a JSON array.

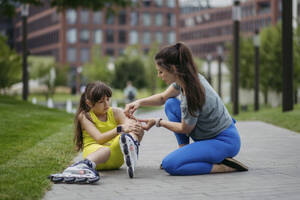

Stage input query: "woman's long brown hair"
[
  {"left": 74, "top": 81, "right": 112, "bottom": 151},
  {"left": 155, "top": 42, "right": 205, "bottom": 116}
]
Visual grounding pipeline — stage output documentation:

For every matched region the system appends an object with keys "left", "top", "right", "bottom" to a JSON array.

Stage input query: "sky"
[{"left": 179, "top": 0, "right": 247, "bottom": 8}]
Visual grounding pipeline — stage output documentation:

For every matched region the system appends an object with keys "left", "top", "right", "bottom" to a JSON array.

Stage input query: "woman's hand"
[
  {"left": 124, "top": 101, "right": 140, "bottom": 118},
  {"left": 137, "top": 118, "right": 157, "bottom": 131}
]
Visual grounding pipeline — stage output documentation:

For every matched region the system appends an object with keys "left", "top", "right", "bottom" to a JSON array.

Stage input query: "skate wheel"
[
  {"left": 126, "top": 156, "right": 131, "bottom": 167},
  {"left": 75, "top": 177, "right": 87, "bottom": 183},
  {"left": 64, "top": 177, "right": 75, "bottom": 183},
  {"left": 128, "top": 166, "right": 134, "bottom": 178},
  {"left": 88, "top": 176, "right": 100, "bottom": 184},
  {"left": 121, "top": 134, "right": 126, "bottom": 143},
  {"left": 51, "top": 176, "right": 64, "bottom": 183},
  {"left": 123, "top": 144, "right": 128, "bottom": 155}
]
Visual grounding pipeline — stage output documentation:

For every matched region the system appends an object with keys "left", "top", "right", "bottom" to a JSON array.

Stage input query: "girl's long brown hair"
[
  {"left": 155, "top": 42, "right": 205, "bottom": 116},
  {"left": 74, "top": 81, "right": 112, "bottom": 151}
]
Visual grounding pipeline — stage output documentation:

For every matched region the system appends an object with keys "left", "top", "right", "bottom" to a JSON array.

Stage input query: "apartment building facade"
[
  {"left": 179, "top": 0, "right": 281, "bottom": 59},
  {"left": 13, "top": 0, "right": 179, "bottom": 68}
]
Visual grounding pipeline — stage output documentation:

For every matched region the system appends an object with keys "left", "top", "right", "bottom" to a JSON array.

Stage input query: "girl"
[
  {"left": 125, "top": 42, "right": 248, "bottom": 176},
  {"left": 50, "top": 81, "right": 143, "bottom": 184}
]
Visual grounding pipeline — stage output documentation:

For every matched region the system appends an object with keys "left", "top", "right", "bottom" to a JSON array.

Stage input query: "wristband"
[{"left": 155, "top": 118, "right": 162, "bottom": 127}]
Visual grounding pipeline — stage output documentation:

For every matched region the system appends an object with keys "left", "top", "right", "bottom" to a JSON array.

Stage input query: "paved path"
[{"left": 43, "top": 109, "right": 300, "bottom": 200}]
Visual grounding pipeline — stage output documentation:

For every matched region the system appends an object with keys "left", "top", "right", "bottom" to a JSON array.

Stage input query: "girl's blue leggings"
[{"left": 162, "top": 98, "right": 241, "bottom": 175}]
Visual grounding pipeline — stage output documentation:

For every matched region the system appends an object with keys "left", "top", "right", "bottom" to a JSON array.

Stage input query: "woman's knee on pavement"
[{"left": 162, "top": 154, "right": 181, "bottom": 175}]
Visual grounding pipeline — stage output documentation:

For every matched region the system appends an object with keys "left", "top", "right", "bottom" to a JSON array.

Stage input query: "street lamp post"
[
  {"left": 282, "top": 0, "right": 294, "bottom": 111},
  {"left": 253, "top": 29, "right": 260, "bottom": 111},
  {"left": 21, "top": 4, "right": 29, "bottom": 101},
  {"left": 232, "top": 0, "right": 241, "bottom": 115},
  {"left": 217, "top": 45, "right": 223, "bottom": 98},
  {"left": 206, "top": 54, "right": 212, "bottom": 85}
]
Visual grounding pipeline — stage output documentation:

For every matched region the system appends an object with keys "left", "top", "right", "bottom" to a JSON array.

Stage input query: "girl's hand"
[
  {"left": 124, "top": 101, "right": 140, "bottom": 118},
  {"left": 137, "top": 118, "right": 157, "bottom": 131},
  {"left": 121, "top": 120, "right": 143, "bottom": 133}
]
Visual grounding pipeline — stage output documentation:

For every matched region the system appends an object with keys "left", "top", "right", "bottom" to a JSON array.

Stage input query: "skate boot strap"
[{"left": 124, "top": 133, "right": 140, "bottom": 156}]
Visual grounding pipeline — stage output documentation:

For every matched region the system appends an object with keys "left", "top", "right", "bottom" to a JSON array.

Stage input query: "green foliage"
[
  {"left": 112, "top": 46, "right": 147, "bottom": 89},
  {"left": 28, "top": 56, "right": 56, "bottom": 98},
  {"left": 54, "top": 64, "right": 68, "bottom": 87},
  {"left": 82, "top": 46, "right": 112, "bottom": 84},
  {"left": 0, "top": 36, "right": 22, "bottom": 90},
  {"left": 226, "top": 37, "right": 255, "bottom": 90},
  {"left": 234, "top": 103, "right": 300, "bottom": 133},
  {"left": 260, "top": 23, "right": 282, "bottom": 94},
  {"left": 145, "top": 42, "right": 159, "bottom": 94},
  {"left": 294, "top": 25, "right": 300, "bottom": 91},
  {"left": 194, "top": 57, "right": 205, "bottom": 75},
  {"left": 0, "top": 95, "right": 76, "bottom": 200}
]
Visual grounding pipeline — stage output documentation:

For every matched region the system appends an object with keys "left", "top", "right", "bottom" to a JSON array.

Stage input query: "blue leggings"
[{"left": 162, "top": 98, "right": 241, "bottom": 175}]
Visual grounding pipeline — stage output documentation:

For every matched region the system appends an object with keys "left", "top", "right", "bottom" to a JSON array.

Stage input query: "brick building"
[
  {"left": 179, "top": 0, "right": 282, "bottom": 59},
  {"left": 13, "top": 0, "right": 179, "bottom": 68}
]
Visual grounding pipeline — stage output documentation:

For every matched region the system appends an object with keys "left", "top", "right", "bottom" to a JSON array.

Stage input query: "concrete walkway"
[{"left": 43, "top": 109, "right": 300, "bottom": 200}]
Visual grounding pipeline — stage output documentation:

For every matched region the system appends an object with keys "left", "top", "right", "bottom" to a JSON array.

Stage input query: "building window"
[
  {"left": 167, "top": 31, "right": 176, "bottom": 44},
  {"left": 130, "top": 12, "right": 139, "bottom": 26},
  {"left": 80, "top": 30, "right": 89, "bottom": 43},
  {"left": 167, "top": 13, "right": 176, "bottom": 27},
  {"left": 119, "top": 30, "right": 126, "bottom": 43},
  {"left": 93, "top": 11, "right": 102, "bottom": 24},
  {"left": 167, "top": 0, "right": 176, "bottom": 8},
  {"left": 80, "top": 10, "right": 89, "bottom": 24},
  {"left": 80, "top": 48, "right": 90, "bottom": 63},
  {"left": 143, "top": 0, "right": 151, "bottom": 7},
  {"left": 106, "top": 48, "right": 115, "bottom": 56},
  {"left": 155, "top": 13, "right": 163, "bottom": 26},
  {"left": 143, "top": 13, "right": 151, "bottom": 26},
  {"left": 106, "top": 14, "right": 115, "bottom": 25},
  {"left": 129, "top": 31, "right": 138, "bottom": 44},
  {"left": 94, "top": 30, "right": 102, "bottom": 44},
  {"left": 67, "top": 28, "right": 77, "bottom": 44},
  {"left": 143, "top": 32, "right": 151, "bottom": 44},
  {"left": 67, "top": 48, "right": 76, "bottom": 62},
  {"left": 155, "top": 32, "right": 163, "bottom": 43},
  {"left": 106, "top": 30, "right": 114, "bottom": 43},
  {"left": 154, "top": 0, "right": 163, "bottom": 7},
  {"left": 118, "top": 11, "right": 127, "bottom": 25},
  {"left": 66, "top": 9, "right": 77, "bottom": 25}
]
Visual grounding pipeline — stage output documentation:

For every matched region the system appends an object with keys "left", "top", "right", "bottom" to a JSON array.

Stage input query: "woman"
[{"left": 125, "top": 42, "right": 248, "bottom": 176}]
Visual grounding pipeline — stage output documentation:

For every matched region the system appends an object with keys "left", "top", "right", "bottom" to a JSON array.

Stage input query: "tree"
[
  {"left": 294, "top": 25, "right": 300, "bottom": 103},
  {"left": 82, "top": 46, "right": 112, "bottom": 84},
  {"left": 0, "top": 0, "right": 132, "bottom": 17},
  {"left": 226, "top": 37, "right": 255, "bottom": 90},
  {"left": 0, "top": 36, "right": 22, "bottom": 91},
  {"left": 260, "top": 23, "right": 282, "bottom": 104},
  {"left": 145, "top": 42, "right": 159, "bottom": 94},
  {"left": 112, "top": 47, "right": 147, "bottom": 89},
  {"left": 28, "top": 56, "right": 57, "bottom": 99}
]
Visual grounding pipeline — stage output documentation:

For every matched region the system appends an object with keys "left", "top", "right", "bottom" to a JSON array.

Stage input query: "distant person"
[
  {"left": 124, "top": 81, "right": 137, "bottom": 103},
  {"left": 49, "top": 81, "right": 144, "bottom": 184},
  {"left": 125, "top": 42, "right": 248, "bottom": 176}
]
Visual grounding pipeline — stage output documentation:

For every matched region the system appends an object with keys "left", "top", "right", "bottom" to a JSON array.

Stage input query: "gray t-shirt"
[{"left": 172, "top": 74, "right": 232, "bottom": 140}]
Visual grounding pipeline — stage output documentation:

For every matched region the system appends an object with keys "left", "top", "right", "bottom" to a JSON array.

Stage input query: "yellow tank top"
[{"left": 83, "top": 107, "right": 118, "bottom": 148}]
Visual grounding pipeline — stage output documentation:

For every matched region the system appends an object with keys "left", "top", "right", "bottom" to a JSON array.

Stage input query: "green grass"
[
  {"left": 0, "top": 95, "right": 77, "bottom": 200},
  {"left": 231, "top": 103, "right": 300, "bottom": 133}
]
